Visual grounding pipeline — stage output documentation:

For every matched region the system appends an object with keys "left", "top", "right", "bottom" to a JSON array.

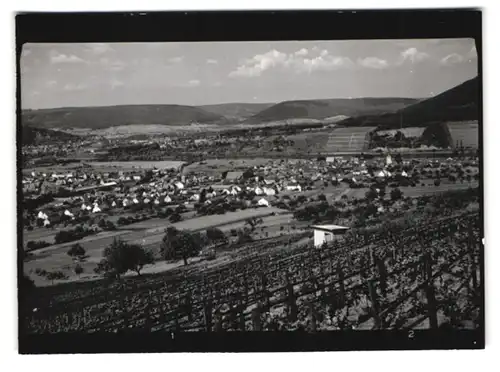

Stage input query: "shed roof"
[{"left": 312, "top": 224, "right": 350, "bottom": 233}]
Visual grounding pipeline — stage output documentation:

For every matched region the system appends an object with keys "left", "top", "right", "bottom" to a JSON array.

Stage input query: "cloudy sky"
[{"left": 20, "top": 38, "right": 477, "bottom": 109}]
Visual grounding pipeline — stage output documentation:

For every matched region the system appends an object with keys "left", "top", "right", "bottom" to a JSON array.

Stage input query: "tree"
[
  {"left": 94, "top": 238, "right": 130, "bottom": 279},
  {"left": 98, "top": 218, "right": 107, "bottom": 229},
  {"left": 434, "top": 179, "right": 441, "bottom": 187},
  {"left": 169, "top": 212, "right": 182, "bottom": 223},
  {"left": 94, "top": 238, "right": 155, "bottom": 279},
  {"left": 245, "top": 217, "right": 263, "bottom": 233},
  {"left": 390, "top": 188, "right": 403, "bottom": 201},
  {"left": 206, "top": 227, "right": 227, "bottom": 244},
  {"left": 127, "top": 244, "right": 155, "bottom": 275},
  {"left": 74, "top": 263, "right": 84, "bottom": 277},
  {"left": 365, "top": 189, "right": 377, "bottom": 201},
  {"left": 161, "top": 227, "right": 200, "bottom": 266},
  {"left": 317, "top": 194, "right": 327, "bottom": 202},
  {"left": 67, "top": 243, "right": 86, "bottom": 258}
]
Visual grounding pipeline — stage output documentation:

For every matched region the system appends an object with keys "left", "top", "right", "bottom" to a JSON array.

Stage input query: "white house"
[
  {"left": 286, "top": 184, "right": 302, "bottom": 192},
  {"left": 254, "top": 186, "right": 264, "bottom": 195},
  {"left": 263, "top": 187, "right": 276, "bottom": 196},
  {"left": 92, "top": 204, "right": 101, "bottom": 213},
  {"left": 164, "top": 195, "right": 172, "bottom": 203},
  {"left": 386, "top": 154, "right": 393, "bottom": 166},
  {"left": 257, "top": 198, "right": 270, "bottom": 207},
  {"left": 311, "top": 224, "right": 350, "bottom": 247},
  {"left": 174, "top": 181, "right": 184, "bottom": 190},
  {"left": 64, "top": 210, "right": 74, "bottom": 219}
]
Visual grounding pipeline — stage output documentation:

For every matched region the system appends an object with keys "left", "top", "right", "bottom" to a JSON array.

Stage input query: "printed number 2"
[{"left": 408, "top": 330, "right": 415, "bottom": 339}]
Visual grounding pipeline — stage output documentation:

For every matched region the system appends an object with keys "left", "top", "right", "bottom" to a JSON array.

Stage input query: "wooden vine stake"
[
  {"left": 145, "top": 302, "right": 152, "bottom": 332},
  {"left": 424, "top": 253, "right": 438, "bottom": 330},
  {"left": 286, "top": 273, "right": 298, "bottom": 322},
  {"left": 213, "top": 308, "right": 223, "bottom": 332},
  {"left": 203, "top": 298, "right": 213, "bottom": 332},
  {"left": 337, "top": 264, "right": 345, "bottom": 308},
  {"left": 185, "top": 291, "right": 192, "bottom": 322},
  {"left": 367, "top": 279, "right": 381, "bottom": 329},
  {"left": 309, "top": 302, "right": 317, "bottom": 332},
  {"left": 376, "top": 258, "right": 388, "bottom": 297},
  {"left": 261, "top": 273, "right": 270, "bottom": 312},
  {"left": 251, "top": 305, "right": 262, "bottom": 331}
]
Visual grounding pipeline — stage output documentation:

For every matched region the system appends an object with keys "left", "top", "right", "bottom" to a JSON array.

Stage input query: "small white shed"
[{"left": 311, "top": 224, "right": 350, "bottom": 247}]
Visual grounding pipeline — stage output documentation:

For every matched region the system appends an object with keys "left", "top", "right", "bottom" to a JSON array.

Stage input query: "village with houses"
[{"left": 19, "top": 38, "right": 482, "bottom": 339}]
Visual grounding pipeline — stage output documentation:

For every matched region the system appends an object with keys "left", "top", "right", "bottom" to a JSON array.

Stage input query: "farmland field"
[{"left": 86, "top": 160, "right": 186, "bottom": 170}]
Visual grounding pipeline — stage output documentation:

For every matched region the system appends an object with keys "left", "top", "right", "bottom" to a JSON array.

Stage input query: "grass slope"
[
  {"left": 245, "top": 98, "right": 419, "bottom": 124},
  {"left": 22, "top": 104, "right": 228, "bottom": 129},
  {"left": 340, "top": 76, "right": 480, "bottom": 129}
]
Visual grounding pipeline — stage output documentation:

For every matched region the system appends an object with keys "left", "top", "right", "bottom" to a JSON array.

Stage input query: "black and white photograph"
[{"left": 16, "top": 10, "right": 484, "bottom": 353}]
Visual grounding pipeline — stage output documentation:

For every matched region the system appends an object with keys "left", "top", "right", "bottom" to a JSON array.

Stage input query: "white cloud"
[
  {"left": 99, "top": 57, "right": 126, "bottom": 71},
  {"left": 440, "top": 53, "right": 465, "bottom": 66},
  {"left": 295, "top": 48, "right": 308, "bottom": 56},
  {"left": 467, "top": 45, "right": 478, "bottom": 59},
  {"left": 357, "top": 57, "right": 389, "bottom": 69},
  {"left": 399, "top": 47, "right": 429, "bottom": 64},
  {"left": 187, "top": 79, "right": 200, "bottom": 87},
  {"left": 229, "top": 48, "right": 353, "bottom": 78},
  {"left": 207, "top": 59, "right": 218, "bottom": 65},
  {"left": 63, "top": 83, "right": 87, "bottom": 91},
  {"left": 50, "top": 52, "right": 85, "bottom": 64},
  {"left": 168, "top": 56, "right": 184, "bottom": 64},
  {"left": 111, "top": 79, "right": 124, "bottom": 89},
  {"left": 85, "top": 43, "right": 114, "bottom": 55}
]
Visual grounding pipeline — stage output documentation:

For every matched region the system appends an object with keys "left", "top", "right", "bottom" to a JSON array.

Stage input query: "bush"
[
  {"left": 74, "top": 264, "right": 84, "bottom": 276},
  {"left": 54, "top": 226, "right": 93, "bottom": 244},
  {"left": 434, "top": 179, "right": 441, "bottom": 187},
  {"left": 390, "top": 188, "right": 403, "bottom": 201},
  {"left": 117, "top": 217, "right": 128, "bottom": 226},
  {"left": 67, "top": 243, "right": 86, "bottom": 258},
  {"left": 45, "top": 270, "right": 68, "bottom": 284},
  {"left": 169, "top": 212, "right": 182, "bottom": 223},
  {"left": 26, "top": 240, "right": 51, "bottom": 251}
]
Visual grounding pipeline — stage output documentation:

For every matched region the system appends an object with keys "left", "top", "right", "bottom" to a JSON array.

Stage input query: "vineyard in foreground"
[{"left": 23, "top": 212, "right": 482, "bottom": 333}]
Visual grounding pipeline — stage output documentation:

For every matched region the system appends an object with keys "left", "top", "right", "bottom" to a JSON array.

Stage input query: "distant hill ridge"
[
  {"left": 244, "top": 97, "right": 419, "bottom": 124},
  {"left": 339, "top": 76, "right": 480, "bottom": 129},
  {"left": 22, "top": 126, "right": 80, "bottom": 145},
  {"left": 22, "top": 104, "right": 227, "bottom": 129},
  {"left": 198, "top": 102, "right": 274, "bottom": 121}
]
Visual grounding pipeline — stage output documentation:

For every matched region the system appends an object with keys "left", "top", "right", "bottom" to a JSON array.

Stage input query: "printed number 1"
[{"left": 171, "top": 332, "right": 175, "bottom": 340}]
